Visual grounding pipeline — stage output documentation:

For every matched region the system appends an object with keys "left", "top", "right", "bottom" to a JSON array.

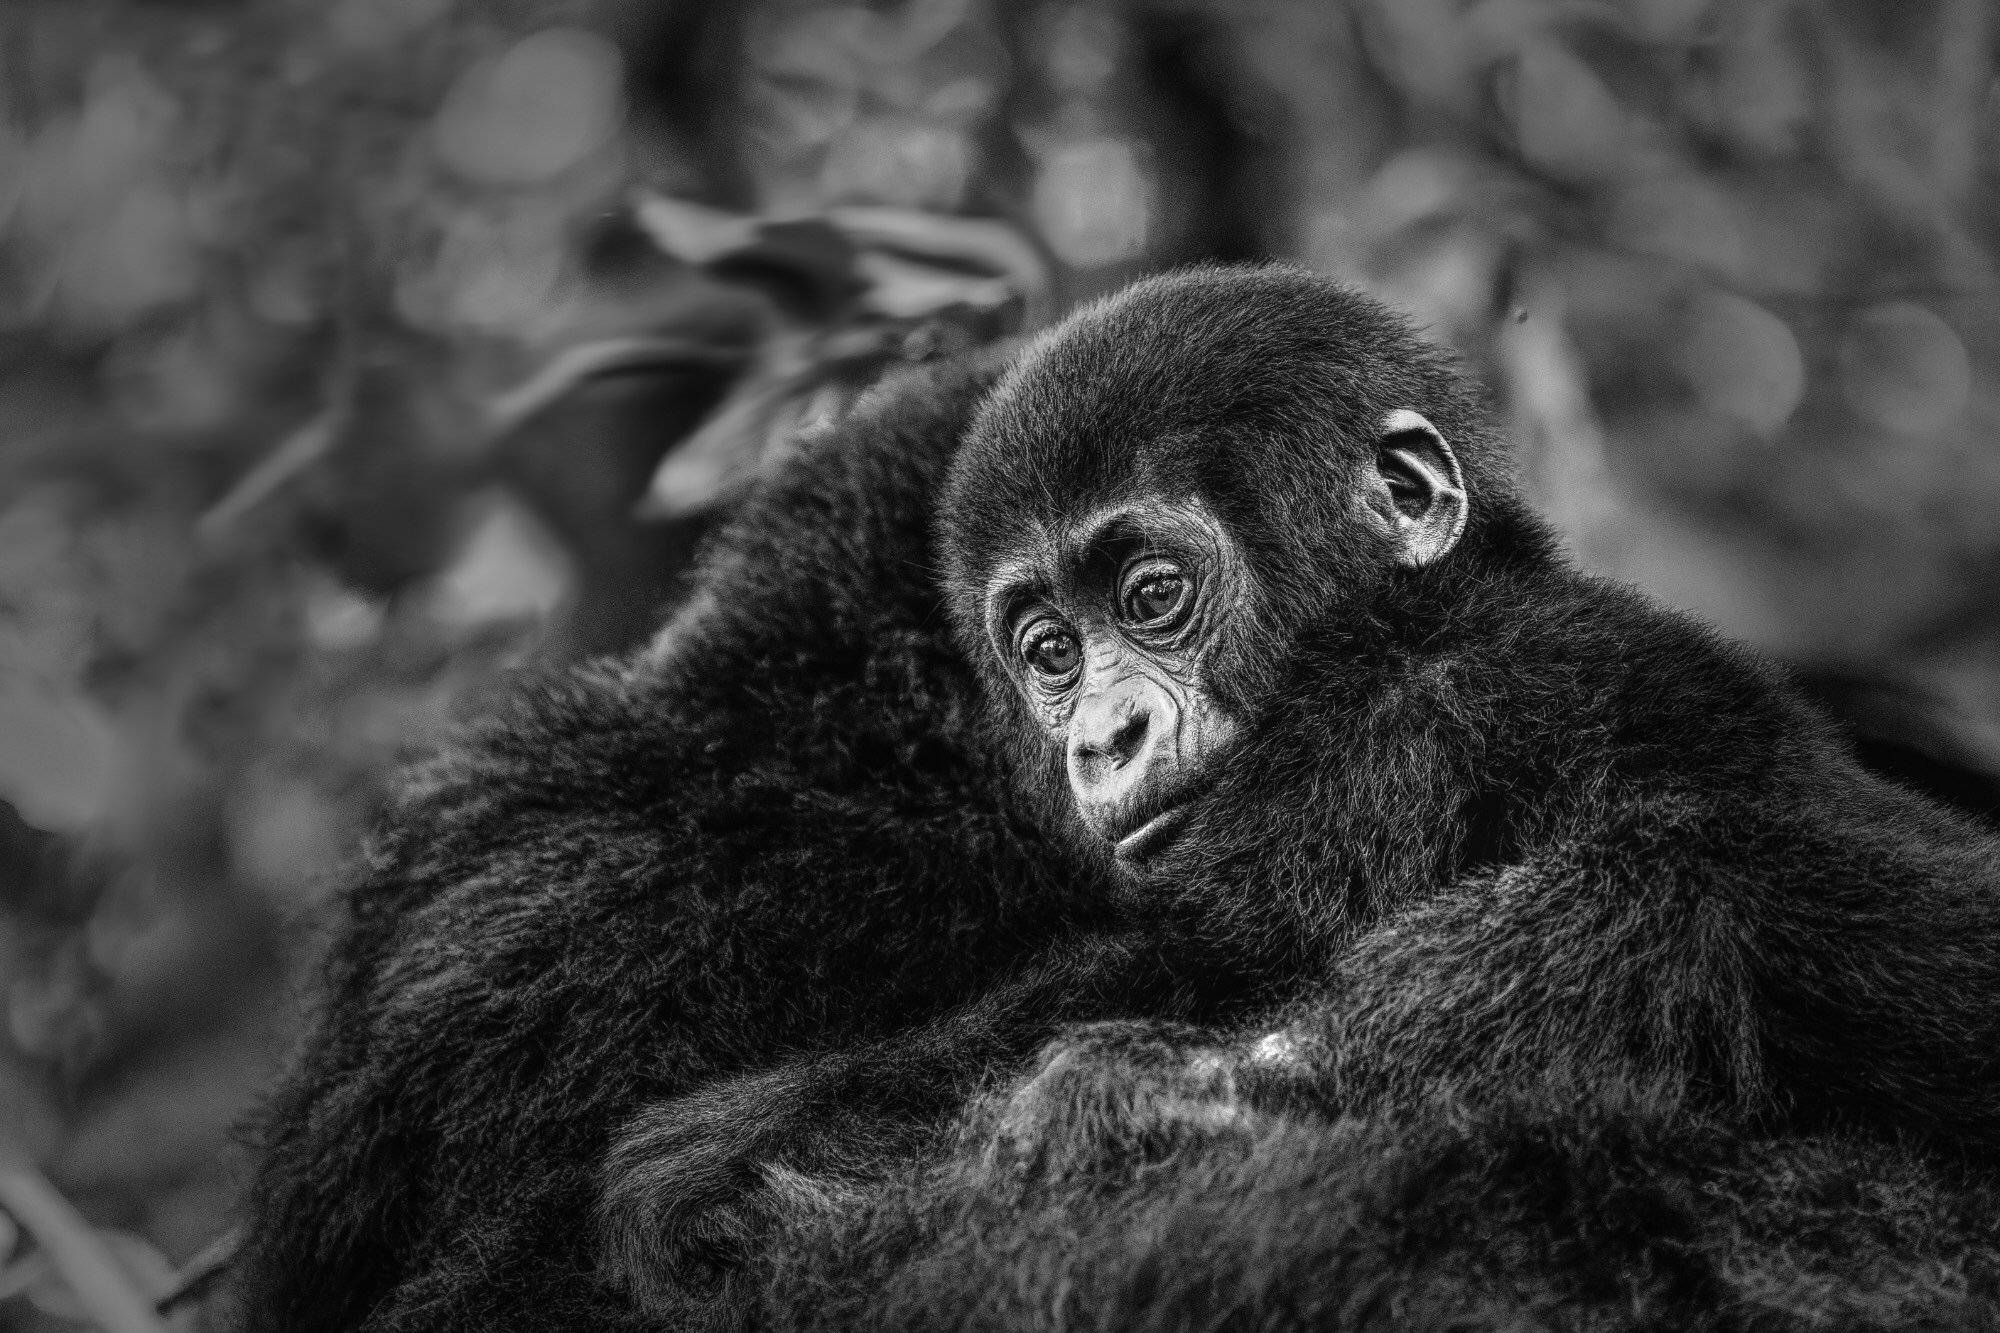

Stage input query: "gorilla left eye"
[{"left": 1121, "top": 568, "right": 1190, "bottom": 626}]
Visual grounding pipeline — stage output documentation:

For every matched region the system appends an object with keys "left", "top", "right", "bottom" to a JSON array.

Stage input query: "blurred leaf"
[
  {"left": 854, "top": 250, "right": 1014, "bottom": 318},
  {"left": 1674, "top": 288, "right": 1804, "bottom": 436},
  {"left": 1839, "top": 302, "right": 1971, "bottom": 436},
  {"left": 154, "top": 1226, "right": 239, "bottom": 1316},
  {"left": 1357, "top": 0, "right": 1477, "bottom": 109},
  {"left": 25, "top": 1227, "right": 175, "bottom": 1320},
  {"left": 59, "top": 183, "right": 203, "bottom": 331},
  {"left": 641, "top": 334, "right": 821, "bottom": 519},
  {"left": 419, "top": 492, "right": 573, "bottom": 631},
  {"left": 632, "top": 196, "right": 764, "bottom": 265},
  {"left": 0, "top": 1168, "right": 169, "bottom": 1333},
  {"left": 1707, "top": 7, "right": 1810, "bottom": 158},
  {"left": 485, "top": 336, "right": 750, "bottom": 442},
  {"left": 634, "top": 195, "right": 863, "bottom": 316},
  {"left": 830, "top": 204, "right": 1048, "bottom": 308},
  {"left": 1499, "top": 37, "right": 1628, "bottom": 179},
  {"left": 0, "top": 685, "right": 120, "bottom": 835},
  {"left": 225, "top": 776, "right": 347, "bottom": 908},
  {"left": 819, "top": 118, "right": 970, "bottom": 208},
  {"left": 432, "top": 28, "right": 626, "bottom": 187},
  {"left": 1030, "top": 135, "right": 1152, "bottom": 269}
]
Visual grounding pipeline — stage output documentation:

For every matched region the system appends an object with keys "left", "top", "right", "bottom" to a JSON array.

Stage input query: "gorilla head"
[{"left": 940, "top": 266, "right": 1556, "bottom": 963}]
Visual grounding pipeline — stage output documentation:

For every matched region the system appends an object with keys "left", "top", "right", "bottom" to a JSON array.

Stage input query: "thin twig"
[
  {"left": 0, "top": 1167, "right": 170, "bottom": 1333},
  {"left": 196, "top": 404, "right": 345, "bottom": 542},
  {"left": 155, "top": 1225, "right": 240, "bottom": 1315}
]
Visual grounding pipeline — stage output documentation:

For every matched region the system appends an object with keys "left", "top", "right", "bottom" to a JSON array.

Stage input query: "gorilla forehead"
[{"left": 940, "top": 265, "right": 1505, "bottom": 591}]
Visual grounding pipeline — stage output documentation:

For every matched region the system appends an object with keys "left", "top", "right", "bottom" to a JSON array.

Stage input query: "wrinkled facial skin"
[{"left": 984, "top": 496, "right": 1245, "bottom": 870}]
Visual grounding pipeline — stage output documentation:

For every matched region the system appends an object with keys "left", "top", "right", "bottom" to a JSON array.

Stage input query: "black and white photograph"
[{"left": 2, "top": 1, "right": 1999, "bottom": 1329}]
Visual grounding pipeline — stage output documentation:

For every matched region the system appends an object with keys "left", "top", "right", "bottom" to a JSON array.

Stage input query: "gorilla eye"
[
  {"left": 1120, "top": 565, "right": 1190, "bottom": 626},
  {"left": 1021, "top": 625, "right": 1081, "bottom": 680}
]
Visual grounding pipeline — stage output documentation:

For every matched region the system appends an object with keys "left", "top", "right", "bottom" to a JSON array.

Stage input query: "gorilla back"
[{"left": 228, "top": 357, "right": 1135, "bottom": 1332}]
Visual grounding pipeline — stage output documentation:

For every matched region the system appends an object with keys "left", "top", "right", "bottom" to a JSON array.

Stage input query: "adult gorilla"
[{"left": 228, "top": 356, "right": 1196, "bottom": 1332}]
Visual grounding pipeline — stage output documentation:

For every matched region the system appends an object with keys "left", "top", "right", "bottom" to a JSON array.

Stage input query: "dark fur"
[
  {"left": 735, "top": 265, "right": 2000, "bottom": 1330},
  {"left": 751, "top": 1076, "right": 2000, "bottom": 1330},
  {"left": 227, "top": 358, "right": 1183, "bottom": 1331},
  {"left": 236, "top": 268, "right": 2000, "bottom": 1331},
  {"left": 939, "top": 267, "right": 2000, "bottom": 1137}
]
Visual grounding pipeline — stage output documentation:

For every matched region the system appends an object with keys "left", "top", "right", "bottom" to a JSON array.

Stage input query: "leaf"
[
  {"left": 0, "top": 684, "right": 120, "bottom": 834},
  {"left": 631, "top": 196, "right": 764, "bottom": 265},
  {"left": 1501, "top": 38, "right": 1629, "bottom": 179},
  {"left": 25, "top": 1227, "right": 176, "bottom": 1319},
  {"left": 854, "top": 250, "right": 1017, "bottom": 319},
  {"left": 421, "top": 491, "right": 574, "bottom": 629},
  {"left": 1675, "top": 289, "right": 1803, "bottom": 435},
  {"left": 829, "top": 204, "right": 1048, "bottom": 303},
  {"left": 432, "top": 28, "right": 625, "bottom": 186},
  {"left": 639, "top": 334, "right": 822, "bottom": 519},
  {"left": 633, "top": 195, "right": 864, "bottom": 316},
  {"left": 0, "top": 1168, "right": 170, "bottom": 1333}
]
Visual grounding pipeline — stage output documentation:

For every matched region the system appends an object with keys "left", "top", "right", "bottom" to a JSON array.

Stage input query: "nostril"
[{"left": 1105, "top": 709, "right": 1149, "bottom": 765}]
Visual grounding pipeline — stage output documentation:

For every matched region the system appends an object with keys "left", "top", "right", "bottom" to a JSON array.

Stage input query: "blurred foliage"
[{"left": 0, "top": 0, "right": 1997, "bottom": 1327}]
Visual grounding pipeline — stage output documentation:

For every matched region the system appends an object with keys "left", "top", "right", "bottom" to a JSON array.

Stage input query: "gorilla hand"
[
  {"left": 978, "top": 1020, "right": 1297, "bottom": 1183},
  {"left": 597, "top": 1054, "right": 900, "bottom": 1313}
]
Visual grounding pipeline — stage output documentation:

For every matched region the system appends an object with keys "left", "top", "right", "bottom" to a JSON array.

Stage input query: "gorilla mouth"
[{"left": 1113, "top": 805, "right": 1191, "bottom": 864}]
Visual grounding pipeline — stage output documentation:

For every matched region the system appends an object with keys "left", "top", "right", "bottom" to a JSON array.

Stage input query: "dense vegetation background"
[{"left": 1, "top": 0, "right": 1996, "bottom": 1325}]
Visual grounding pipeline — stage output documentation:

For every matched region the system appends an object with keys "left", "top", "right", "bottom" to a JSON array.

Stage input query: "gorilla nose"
[
  {"left": 1071, "top": 693, "right": 1150, "bottom": 767},
  {"left": 1067, "top": 692, "right": 1157, "bottom": 815}
]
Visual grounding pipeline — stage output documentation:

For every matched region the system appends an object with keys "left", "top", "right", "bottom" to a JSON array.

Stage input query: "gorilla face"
[
  {"left": 977, "top": 495, "right": 1248, "bottom": 867},
  {"left": 945, "top": 271, "right": 1478, "bottom": 888},
  {"left": 968, "top": 417, "right": 1466, "bottom": 879}
]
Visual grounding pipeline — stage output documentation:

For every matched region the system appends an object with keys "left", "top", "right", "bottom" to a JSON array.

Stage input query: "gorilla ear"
[{"left": 1363, "top": 409, "right": 1468, "bottom": 567}]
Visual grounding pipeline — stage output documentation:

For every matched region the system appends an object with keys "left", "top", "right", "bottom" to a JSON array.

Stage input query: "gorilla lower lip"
[{"left": 1115, "top": 806, "right": 1188, "bottom": 862}]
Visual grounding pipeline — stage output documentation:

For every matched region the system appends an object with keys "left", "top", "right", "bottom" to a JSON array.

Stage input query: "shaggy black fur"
[
  {"left": 752, "top": 1077, "right": 2000, "bottom": 1330},
  {"left": 235, "top": 267, "right": 2000, "bottom": 1332},
  {"left": 731, "top": 264, "right": 2000, "bottom": 1330},
  {"left": 939, "top": 266, "right": 2000, "bottom": 1142},
  {"left": 226, "top": 357, "right": 1187, "bottom": 1331}
]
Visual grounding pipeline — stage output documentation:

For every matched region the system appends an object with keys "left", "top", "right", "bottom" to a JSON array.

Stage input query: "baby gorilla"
[{"left": 939, "top": 264, "right": 2000, "bottom": 1146}]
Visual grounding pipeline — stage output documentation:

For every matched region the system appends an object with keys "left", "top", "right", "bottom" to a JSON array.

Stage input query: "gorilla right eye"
[
  {"left": 1121, "top": 566, "right": 1189, "bottom": 626},
  {"left": 1022, "top": 627, "right": 1081, "bottom": 679}
]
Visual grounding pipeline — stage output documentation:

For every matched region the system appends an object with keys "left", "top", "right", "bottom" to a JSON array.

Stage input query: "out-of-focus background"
[{"left": 0, "top": 0, "right": 1996, "bottom": 1325}]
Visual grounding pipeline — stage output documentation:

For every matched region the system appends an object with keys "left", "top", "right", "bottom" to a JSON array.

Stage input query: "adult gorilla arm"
[
  {"left": 592, "top": 932, "right": 1152, "bottom": 1316},
  {"left": 745, "top": 1051, "right": 2000, "bottom": 1331},
  {"left": 740, "top": 776, "right": 2000, "bottom": 1330}
]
